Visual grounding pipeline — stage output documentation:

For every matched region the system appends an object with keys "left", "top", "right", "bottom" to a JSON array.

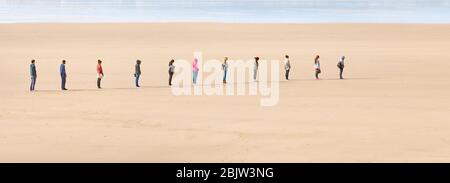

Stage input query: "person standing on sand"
[
  {"left": 134, "top": 60, "right": 142, "bottom": 87},
  {"left": 314, "top": 55, "right": 321, "bottom": 80},
  {"left": 284, "top": 55, "right": 291, "bottom": 80},
  {"left": 253, "top": 57, "right": 259, "bottom": 81},
  {"left": 168, "top": 59, "right": 175, "bottom": 86},
  {"left": 337, "top": 56, "right": 345, "bottom": 79},
  {"left": 60, "top": 60, "right": 67, "bottom": 90},
  {"left": 96, "top": 60, "right": 104, "bottom": 89},
  {"left": 29, "top": 59, "right": 37, "bottom": 91},
  {"left": 222, "top": 57, "right": 229, "bottom": 84},
  {"left": 192, "top": 58, "right": 199, "bottom": 84}
]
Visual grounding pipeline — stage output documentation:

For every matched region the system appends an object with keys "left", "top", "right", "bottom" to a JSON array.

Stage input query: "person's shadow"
[{"left": 35, "top": 85, "right": 171, "bottom": 92}]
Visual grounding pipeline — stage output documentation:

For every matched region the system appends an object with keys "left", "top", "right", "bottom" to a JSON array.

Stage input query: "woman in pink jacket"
[{"left": 192, "top": 58, "right": 199, "bottom": 84}]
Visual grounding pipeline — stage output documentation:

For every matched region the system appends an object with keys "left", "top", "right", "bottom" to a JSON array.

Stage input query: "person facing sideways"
[
  {"left": 168, "top": 59, "right": 175, "bottom": 86},
  {"left": 134, "top": 60, "right": 142, "bottom": 87},
  {"left": 60, "top": 60, "right": 67, "bottom": 90},
  {"left": 337, "top": 56, "right": 345, "bottom": 79},
  {"left": 253, "top": 57, "right": 259, "bottom": 81},
  {"left": 96, "top": 60, "right": 104, "bottom": 89},
  {"left": 222, "top": 57, "right": 229, "bottom": 84},
  {"left": 314, "top": 55, "right": 321, "bottom": 80},
  {"left": 192, "top": 58, "right": 199, "bottom": 84},
  {"left": 29, "top": 59, "right": 37, "bottom": 91},
  {"left": 284, "top": 55, "right": 291, "bottom": 80}
]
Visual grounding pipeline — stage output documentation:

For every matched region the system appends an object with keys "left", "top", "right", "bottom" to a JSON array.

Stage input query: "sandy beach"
[{"left": 1, "top": 23, "right": 450, "bottom": 162}]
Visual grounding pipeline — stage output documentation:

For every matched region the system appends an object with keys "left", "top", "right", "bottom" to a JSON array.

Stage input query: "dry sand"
[{"left": 1, "top": 23, "right": 450, "bottom": 162}]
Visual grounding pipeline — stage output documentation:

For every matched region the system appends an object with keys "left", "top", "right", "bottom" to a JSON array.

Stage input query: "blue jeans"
[
  {"left": 30, "top": 76, "right": 36, "bottom": 91},
  {"left": 193, "top": 71, "right": 198, "bottom": 84},
  {"left": 223, "top": 70, "right": 227, "bottom": 83},
  {"left": 135, "top": 74, "right": 140, "bottom": 87}
]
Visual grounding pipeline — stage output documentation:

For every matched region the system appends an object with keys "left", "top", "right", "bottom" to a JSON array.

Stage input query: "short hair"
[
  {"left": 31, "top": 59, "right": 35, "bottom": 63},
  {"left": 285, "top": 55, "right": 289, "bottom": 58},
  {"left": 62, "top": 60, "right": 66, "bottom": 63},
  {"left": 98, "top": 59, "right": 102, "bottom": 63},
  {"left": 255, "top": 57, "right": 259, "bottom": 60}
]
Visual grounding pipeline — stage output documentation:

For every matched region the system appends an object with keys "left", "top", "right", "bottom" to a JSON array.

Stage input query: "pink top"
[{"left": 192, "top": 59, "right": 199, "bottom": 72}]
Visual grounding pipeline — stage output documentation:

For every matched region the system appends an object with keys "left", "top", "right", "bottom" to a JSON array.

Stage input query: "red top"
[{"left": 97, "top": 64, "right": 103, "bottom": 74}]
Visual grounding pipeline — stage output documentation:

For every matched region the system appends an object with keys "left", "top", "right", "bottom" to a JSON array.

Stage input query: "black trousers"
[
  {"left": 61, "top": 75, "right": 66, "bottom": 89},
  {"left": 315, "top": 69, "right": 320, "bottom": 79},
  {"left": 169, "top": 72, "right": 174, "bottom": 86},
  {"left": 285, "top": 69, "right": 290, "bottom": 80},
  {"left": 97, "top": 78, "right": 102, "bottom": 88},
  {"left": 339, "top": 68, "right": 344, "bottom": 79}
]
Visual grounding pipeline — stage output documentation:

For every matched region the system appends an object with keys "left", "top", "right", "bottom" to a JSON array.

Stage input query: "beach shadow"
[
  {"left": 141, "top": 85, "right": 170, "bottom": 89},
  {"left": 31, "top": 78, "right": 378, "bottom": 92},
  {"left": 321, "top": 77, "right": 378, "bottom": 81},
  {"left": 287, "top": 77, "right": 378, "bottom": 81},
  {"left": 35, "top": 85, "right": 171, "bottom": 92},
  {"left": 173, "top": 81, "right": 283, "bottom": 88}
]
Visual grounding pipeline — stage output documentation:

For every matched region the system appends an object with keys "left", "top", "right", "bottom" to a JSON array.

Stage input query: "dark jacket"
[
  {"left": 30, "top": 63, "right": 37, "bottom": 77},
  {"left": 337, "top": 61, "right": 344, "bottom": 69},
  {"left": 135, "top": 63, "right": 141, "bottom": 75}
]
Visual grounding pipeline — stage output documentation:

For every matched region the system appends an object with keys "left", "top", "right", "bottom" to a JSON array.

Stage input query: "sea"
[{"left": 0, "top": 0, "right": 449, "bottom": 23}]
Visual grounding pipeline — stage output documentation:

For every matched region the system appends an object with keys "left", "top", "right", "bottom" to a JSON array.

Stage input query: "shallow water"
[{"left": 1, "top": 0, "right": 449, "bottom": 23}]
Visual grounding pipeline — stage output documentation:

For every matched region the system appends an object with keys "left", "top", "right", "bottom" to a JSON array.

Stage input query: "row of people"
[
  {"left": 213, "top": 54, "right": 345, "bottom": 83},
  {"left": 28, "top": 55, "right": 346, "bottom": 91},
  {"left": 314, "top": 55, "right": 346, "bottom": 80}
]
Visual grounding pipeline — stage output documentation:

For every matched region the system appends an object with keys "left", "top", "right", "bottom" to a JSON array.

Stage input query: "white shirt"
[
  {"left": 314, "top": 60, "right": 320, "bottom": 69},
  {"left": 338, "top": 59, "right": 344, "bottom": 66},
  {"left": 284, "top": 58, "right": 291, "bottom": 70}
]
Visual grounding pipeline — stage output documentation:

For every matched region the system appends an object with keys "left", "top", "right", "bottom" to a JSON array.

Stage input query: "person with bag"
[
  {"left": 134, "top": 60, "right": 142, "bottom": 87},
  {"left": 314, "top": 55, "right": 321, "bottom": 80},
  {"left": 337, "top": 56, "right": 345, "bottom": 79},
  {"left": 284, "top": 55, "right": 291, "bottom": 80}
]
